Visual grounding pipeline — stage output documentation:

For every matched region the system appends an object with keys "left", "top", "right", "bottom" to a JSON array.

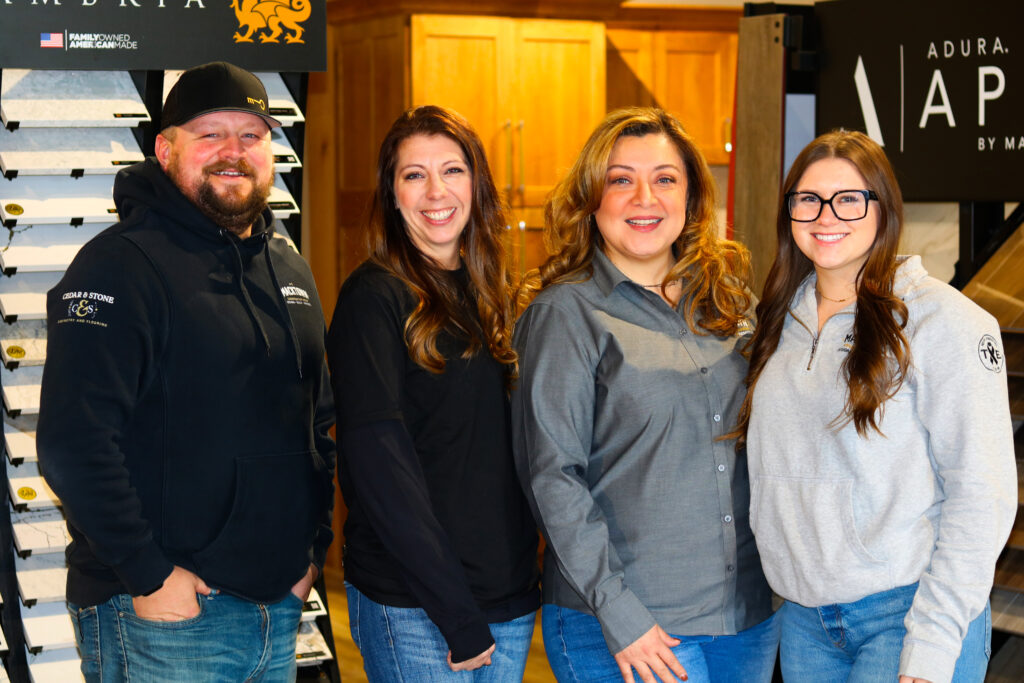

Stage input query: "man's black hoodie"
[{"left": 37, "top": 159, "right": 335, "bottom": 607}]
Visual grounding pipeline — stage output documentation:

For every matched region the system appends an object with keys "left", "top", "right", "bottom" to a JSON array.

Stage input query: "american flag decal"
[{"left": 40, "top": 33, "right": 64, "bottom": 49}]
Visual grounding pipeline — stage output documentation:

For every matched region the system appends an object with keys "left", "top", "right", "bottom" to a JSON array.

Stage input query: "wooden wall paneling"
[
  {"left": 656, "top": 31, "right": 736, "bottom": 166},
  {"left": 606, "top": 29, "right": 658, "bottom": 112},
  {"left": 512, "top": 19, "right": 605, "bottom": 211},
  {"left": 733, "top": 15, "right": 786, "bottom": 295},
  {"left": 410, "top": 15, "right": 513, "bottom": 199}
]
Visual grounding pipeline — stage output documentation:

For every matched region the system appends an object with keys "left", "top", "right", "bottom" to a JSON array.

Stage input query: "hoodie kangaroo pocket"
[
  {"left": 193, "top": 450, "right": 324, "bottom": 601},
  {"left": 751, "top": 475, "right": 888, "bottom": 605}
]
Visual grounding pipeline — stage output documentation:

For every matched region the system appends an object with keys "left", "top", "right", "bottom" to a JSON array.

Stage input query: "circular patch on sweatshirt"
[
  {"left": 17, "top": 486, "right": 37, "bottom": 501},
  {"left": 4, "top": 203, "right": 24, "bottom": 216},
  {"left": 978, "top": 334, "right": 1003, "bottom": 373},
  {"left": 6, "top": 345, "right": 25, "bottom": 359}
]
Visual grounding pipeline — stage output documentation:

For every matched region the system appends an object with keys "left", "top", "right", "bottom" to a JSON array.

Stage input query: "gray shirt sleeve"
[{"left": 512, "top": 300, "right": 656, "bottom": 654}]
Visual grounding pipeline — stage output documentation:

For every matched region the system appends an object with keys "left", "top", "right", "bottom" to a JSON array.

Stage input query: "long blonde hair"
[{"left": 518, "top": 107, "right": 751, "bottom": 337}]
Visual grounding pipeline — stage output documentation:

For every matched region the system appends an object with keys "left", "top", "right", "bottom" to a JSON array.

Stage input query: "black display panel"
[
  {"left": 816, "top": 0, "right": 1022, "bottom": 201},
  {"left": 0, "top": 0, "right": 326, "bottom": 72}
]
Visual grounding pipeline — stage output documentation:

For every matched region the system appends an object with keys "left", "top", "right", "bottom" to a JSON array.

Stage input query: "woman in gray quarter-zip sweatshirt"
[{"left": 735, "top": 130, "right": 1016, "bottom": 683}]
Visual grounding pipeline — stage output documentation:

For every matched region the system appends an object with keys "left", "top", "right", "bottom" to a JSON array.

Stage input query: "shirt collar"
[{"left": 591, "top": 248, "right": 634, "bottom": 298}]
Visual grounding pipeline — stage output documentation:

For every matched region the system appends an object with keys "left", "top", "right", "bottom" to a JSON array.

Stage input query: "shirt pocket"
[{"left": 751, "top": 474, "right": 888, "bottom": 605}]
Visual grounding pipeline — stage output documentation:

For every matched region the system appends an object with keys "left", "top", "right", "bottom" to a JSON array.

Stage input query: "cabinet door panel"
[
  {"left": 512, "top": 20, "right": 605, "bottom": 208},
  {"left": 606, "top": 29, "right": 658, "bottom": 112},
  {"left": 656, "top": 32, "right": 737, "bottom": 165},
  {"left": 411, "top": 15, "right": 513, "bottom": 194}
]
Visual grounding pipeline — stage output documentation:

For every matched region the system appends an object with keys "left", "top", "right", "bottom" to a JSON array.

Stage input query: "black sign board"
[
  {"left": 0, "top": 0, "right": 326, "bottom": 72},
  {"left": 816, "top": 0, "right": 1022, "bottom": 201}
]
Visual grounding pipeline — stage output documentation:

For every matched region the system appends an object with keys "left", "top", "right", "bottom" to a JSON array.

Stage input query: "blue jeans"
[
  {"left": 542, "top": 604, "right": 779, "bottom": 683},
  {"left": 779, "top": 583, "right": 991, "bottom": 682},
  {"left": 346, "top": 583, "right": 535, "bottom": 682},
  {"left": 68, "top": 590, "right": 304, "bottom": 682}
]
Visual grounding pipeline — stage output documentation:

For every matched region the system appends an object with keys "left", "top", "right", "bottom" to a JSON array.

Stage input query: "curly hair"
[
  {"left": 368, "top": 105, "right": 517, "bottom": 374},
  {"left": 517, "top": 107, "right": 752, "bottom": 337},
  {"left": 735, "top": 129, "right": 910, "bottom": 445}
]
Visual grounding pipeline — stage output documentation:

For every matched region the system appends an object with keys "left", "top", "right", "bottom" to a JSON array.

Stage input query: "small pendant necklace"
[
  {"left": 816, "top": 284, "right": 855, "bottom": 303},
  {"left": 637, "top": 278, "right": 680, "bottom": 288}
]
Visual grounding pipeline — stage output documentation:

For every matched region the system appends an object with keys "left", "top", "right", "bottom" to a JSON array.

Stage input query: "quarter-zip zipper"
[{"left": 807, "top": 335, "right": 819, "bottom": 371}]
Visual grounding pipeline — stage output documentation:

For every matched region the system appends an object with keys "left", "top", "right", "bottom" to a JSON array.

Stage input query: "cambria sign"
[
  {"left": 816, "top": 0, "right": 1021, "bottom": 201},
  {"left": 0, "top": 0, "right": 326, "bottom": 71}
]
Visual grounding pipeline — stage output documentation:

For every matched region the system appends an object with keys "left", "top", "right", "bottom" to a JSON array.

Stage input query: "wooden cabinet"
[
  {"left": 335, "top": 14, "right": 604, "bottom": 278},
  {"left": 607, "top": 28, "right": 737, "bottom": 166}
]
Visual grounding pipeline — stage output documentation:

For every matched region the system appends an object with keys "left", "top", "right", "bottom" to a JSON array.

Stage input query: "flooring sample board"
[
  {"left": 0, "top": 271, "right": 62, "bottom": 322},
  {"left": 295, "top": 620, "right": 332, "bottom": 666},
  {"left": 302, "top": 587, "right": 327, "bottom": 622},
  {"left": 0, "top": 175, "right": 117, "bottom": 227},
  {"left": 1, "top": 320, "right": 47, "bottom": 369},
  {"left": 7, "top": 460, "right": 60, "bottom": 511},
  {"left": 0, "top": 621, "right": 7, "bottom": 654},
  {"left": 11, "top": 507, "right": 69, "bottom": 558},
  {"left": 27, "top": 647, "right": 84, "bottom": 683},
  {"left": 4, "top": 413, "right": 38, "bottom": 463},
  {"left": 270, "top": 128, "right": 301, "bottom": 172},
  {"left": 0, "top": 126, "right": 143, "bottom": 178},
  {"left": 0, "top": 222, "right": 104, "bottom": 274},
  {"left": 3, "top": 364, "right": 43, "bottom": 416},
  {"left": 1, "top": 70, "right": 149, "bottom": 129},
  {"left": 269, "top": 175, "right": 298, "bottom": 218},
  {"left": 15, "top": 553, "right": 67, "bottom": 606},
  {"left": 21, "top": 601, "right": 75, "bottom": 653}
]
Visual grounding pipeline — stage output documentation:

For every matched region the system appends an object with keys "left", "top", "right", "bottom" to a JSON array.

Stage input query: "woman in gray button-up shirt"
[{"left": 512, "top": 107, "right": 776, "bottom": 683}]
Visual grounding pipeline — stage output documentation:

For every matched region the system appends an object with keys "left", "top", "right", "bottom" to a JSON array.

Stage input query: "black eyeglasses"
[{"left": 785, "top": 189, "right": 879, "bottom": 222}]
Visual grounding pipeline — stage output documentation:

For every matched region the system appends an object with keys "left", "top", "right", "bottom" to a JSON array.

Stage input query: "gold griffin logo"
[
  {"left": 247, "top": 96, "right": 267, "bottom": 111},
  {"left": 231, "top": 0, "right": 311, "bottom": 44}
]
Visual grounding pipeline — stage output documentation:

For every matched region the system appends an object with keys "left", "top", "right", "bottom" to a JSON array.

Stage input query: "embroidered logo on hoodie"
[
  {"left": 978, "top": 334, "right": 1004, "bottom": 372},
  {"left": 57, "top": 291, "right": 114, "bottom": 328},
  {"left": 280, "top": 284, "right": 311, "bottom": 307}
]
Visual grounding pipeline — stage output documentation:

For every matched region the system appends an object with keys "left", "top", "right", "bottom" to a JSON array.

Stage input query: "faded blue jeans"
[
  {"left": 779, "top": 583, "right": 991, "bottom": 682},
  {"left": 346, "top": 582, "right": 535, "bottom": 682},
  {"left": 542, "top": 604, "right": 779, "bottom": 683},
  {"left": 68, "top": 590, "right": 304, "bottom": 682}
]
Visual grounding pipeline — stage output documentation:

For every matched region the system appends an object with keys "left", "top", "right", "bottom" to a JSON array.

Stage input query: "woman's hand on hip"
[
  {"left": 614, "top": 624, "right": 688, "bottom": 683},
  {"left": 447, "top": 643, "right": 496, "bottom": 671}
]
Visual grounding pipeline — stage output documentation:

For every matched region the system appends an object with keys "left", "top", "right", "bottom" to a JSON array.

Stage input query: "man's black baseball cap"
[{"left": 161, "top": 61, "right": 282, "bottom": 130}]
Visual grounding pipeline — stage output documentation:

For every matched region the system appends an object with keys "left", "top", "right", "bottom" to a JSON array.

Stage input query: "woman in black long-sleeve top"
[{"left": 326, "top": 105, "right": 539, "bottom": 682}]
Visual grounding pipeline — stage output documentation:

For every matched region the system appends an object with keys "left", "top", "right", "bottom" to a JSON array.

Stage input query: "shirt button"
[
  {"left": 713, "top": 414, "right": 721, "bottom": 422},
  {"left": 723, "top": 515, "right": 733, "bottom": 523},
  {"left": 727, "top": 564, "right": 735, "bottom": 572},
  {"left": 717, "top": 464, "right": 726, "bottom": 472},
  {"left": 700, "top": 367, "right": 708, "bottom": 374},
  {"left": 679, "top": 328, "right": 687, "bottom": 337}
]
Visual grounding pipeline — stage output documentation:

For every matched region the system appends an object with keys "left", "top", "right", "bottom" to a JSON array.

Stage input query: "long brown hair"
[
  {"left": 736, "top": 129, "right": 910, "bottom": 444},
  {"left": 518, "top": 107, "right": 752, "bottom": 337},
  {"left": 368, "top": 105, "right": 516, "bottom": 373}
]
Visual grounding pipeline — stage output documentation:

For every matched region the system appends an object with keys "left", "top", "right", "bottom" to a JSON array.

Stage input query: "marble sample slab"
[
  {"left": 2, "top": 364, "right": 43, "bottom": 416},
  {"left": 295, "top": 620, "right": 332, "bottom": 666},
  {"left": 302, "top": 587, "right": 327, "bottom": 622},
  {"left": 270, "top": 127, "right": 301, "bottom": 172},
  {"left": 4, "top": 414, "right": 38, "bottom": 463},
  {"left": 0, "top": 222, "right": 103, "bottom": 274},
  {"left": 15, "top": 553, "right": 67, "bottom": 606},
  {"left": 269, "top": 175, "right": 298, "bottom": 218},
  {"left": 1, "top": 320, "right": 47, "bottom": 368},
  {"left": 1, "top": 70, "right": 149, "bottom": 129},
  {"left": 0, "top": 175, "right": 117, "bottom": 226},
  {"left": 0, "top": 271, "right": 62, "bottom": 322},
  {"left": 11, "top": 507, "right": 69, "bottom": 558},
  {"left": 0, "top": 126, "right": 143, "bottom": 178},
  {"left": 7, "top": 460, "right": 60, "bottom": 511},
  {"left": 27, "top": 647, "right": 85, "bottom": 683},
  {"left": 21, "top": 601, "right": 76, "bottom": 653}
]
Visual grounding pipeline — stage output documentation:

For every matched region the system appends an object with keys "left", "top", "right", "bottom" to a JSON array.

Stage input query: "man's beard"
[{"left": 169, "top": 158, "right": 273, "bottom": 235}]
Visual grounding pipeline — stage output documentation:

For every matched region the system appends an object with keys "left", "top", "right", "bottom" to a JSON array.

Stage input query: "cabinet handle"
[
  {"left": 723, "top": 117, "right": 733, "bottom": 154},
  {"left": 517, "top": 120, "right": 525, "bottom": 197},
  {"left": 504, "top": 120, "right": 513, "bottom": 195}
]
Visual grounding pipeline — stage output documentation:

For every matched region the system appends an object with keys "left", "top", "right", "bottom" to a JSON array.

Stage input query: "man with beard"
[{"left": 37, "top": 62, "right": 335, "bottom": 681}]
